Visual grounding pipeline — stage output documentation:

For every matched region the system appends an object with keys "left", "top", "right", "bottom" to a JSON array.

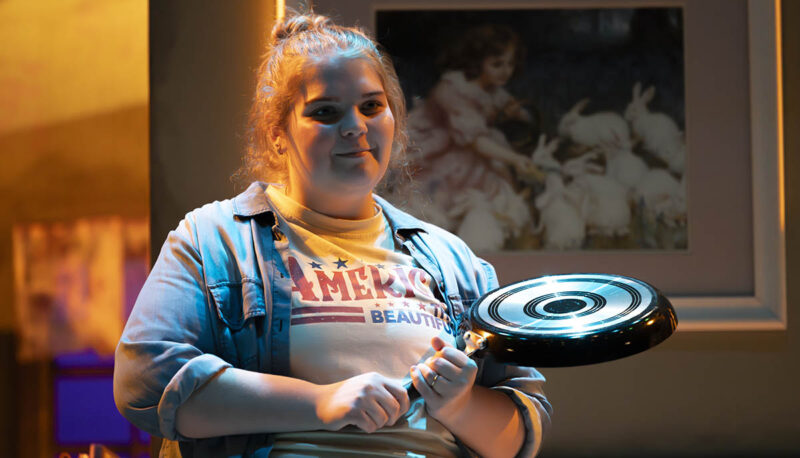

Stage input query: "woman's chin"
[{"left": 331, "top": 165, "right": 385, "bottom": 192}]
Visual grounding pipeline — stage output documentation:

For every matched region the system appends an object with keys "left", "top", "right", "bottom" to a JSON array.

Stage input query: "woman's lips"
[{"left": 336, "top": 148, "right": 373, "bottom": 157}]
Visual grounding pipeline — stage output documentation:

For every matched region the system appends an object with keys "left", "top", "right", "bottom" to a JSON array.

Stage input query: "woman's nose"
[{"left": 339, "top": 109, "right": 367, "bottom": 137}]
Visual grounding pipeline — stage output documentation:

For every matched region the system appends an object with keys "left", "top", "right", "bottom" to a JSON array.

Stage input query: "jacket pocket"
[{"left": 208, "top": 279, "right": 266, "bottom": 331}]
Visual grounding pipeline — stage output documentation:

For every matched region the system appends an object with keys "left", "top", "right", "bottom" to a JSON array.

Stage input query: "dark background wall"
[
  {"left": 149, "top": 1, "right": 800, "bottom": 456},
  {"left": 149, "top": 0, "right": 274, "bottom": 255}
]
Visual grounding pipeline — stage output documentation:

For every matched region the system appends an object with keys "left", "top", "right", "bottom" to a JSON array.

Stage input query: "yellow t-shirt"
[{"left": 266, "top": 185, "right": 459, "bottom": 457}]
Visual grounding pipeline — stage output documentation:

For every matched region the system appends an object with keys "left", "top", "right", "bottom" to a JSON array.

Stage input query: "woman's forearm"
[
  {"left": 175, "top": 368, "right": 410, "bottom": 439},
  {"left": 437, "top": 385, "right": 526, "bottom": 458},
  {"left": 175, "top": 367, "right": 324, "bottom": 438}
]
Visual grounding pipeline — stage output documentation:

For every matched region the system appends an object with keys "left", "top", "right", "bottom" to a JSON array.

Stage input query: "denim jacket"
[{"left": 114, "top": 182, "right": 552, "bottom": 457}]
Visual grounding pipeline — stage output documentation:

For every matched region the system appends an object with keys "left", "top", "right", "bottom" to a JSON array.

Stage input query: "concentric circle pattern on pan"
[
  {"left": 470, "top": 273, "right": 677, "bottom": 367},
  {"left": 477, "top": 274, "right": 653, "bottom": 336}
]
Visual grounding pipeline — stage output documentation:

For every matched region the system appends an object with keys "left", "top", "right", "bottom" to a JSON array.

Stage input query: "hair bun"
[{"left": 271, "top": 13, "right": 332, "bottom": 45}]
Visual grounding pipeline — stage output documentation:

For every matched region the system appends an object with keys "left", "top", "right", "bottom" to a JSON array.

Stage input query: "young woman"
[{"left": 114, "top": 13, "right": 551, "bottom": 458}]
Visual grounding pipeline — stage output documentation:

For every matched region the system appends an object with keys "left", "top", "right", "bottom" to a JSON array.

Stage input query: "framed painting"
[{"left": 310, "top": 0, "right": 785, "bottom": 330}]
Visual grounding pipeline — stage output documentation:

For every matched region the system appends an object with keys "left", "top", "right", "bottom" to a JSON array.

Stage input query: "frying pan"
[{"left": 406, "top": 273, "right": 677, "bottom": 396}]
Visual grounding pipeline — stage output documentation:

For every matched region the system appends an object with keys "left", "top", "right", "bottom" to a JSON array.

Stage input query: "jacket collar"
[
  {"left": 232, "top": 181, "right": 428, "bottom": 234},
  {"left": 372, "top": 194, "right": 428, "bottom": 234},
  {"left": 232, "top": 181, "right": 274, "bottom": 217}
]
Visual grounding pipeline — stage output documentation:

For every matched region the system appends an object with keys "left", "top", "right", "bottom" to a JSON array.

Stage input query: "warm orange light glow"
[
  {"left": 12, "top": 218, "right": 148, "bottom": 361},
  {"left": 0, "top": 0, "right": 148, "bottom": 135},
  {"left": 276, "top": 0, "right": 286, "bottom": 23},
  {"left": 776, "top": 0, "right": 785, "bottom": 232}
]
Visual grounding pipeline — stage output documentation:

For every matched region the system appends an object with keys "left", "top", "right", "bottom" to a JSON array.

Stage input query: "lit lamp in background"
[
  {"left": 12, "top": 217, "right": 148, "bottom": 361},
  {"left": 13, "top": 217, "right": 151, "bottom": 454}
]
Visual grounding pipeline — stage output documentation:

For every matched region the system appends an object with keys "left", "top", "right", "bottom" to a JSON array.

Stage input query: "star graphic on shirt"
[
  {"left": 374, "top": 303, "right": 381, "bottom": 308},
  {"left": 387, "top": 301, "right": 394, "bottom": 308},
  {"left": 309, "top": 261, "right": 322, "bottom": 269},
  {"left": 403, "top": 301, "right": 410, "bottom": 308},
  {"left": 334, "top": 258, "right": 348, "bottom": 269},
  {"left": 419, "top": 304, "right": 426, "bottom": 311}
]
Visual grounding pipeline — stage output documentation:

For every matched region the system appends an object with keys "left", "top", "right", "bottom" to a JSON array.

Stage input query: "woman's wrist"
[
  {"left": 428, "top": 384, "right": 478, "bottom": 428},
  {"left": 311, "top": 381, "right": 337, "bottom": 430}
]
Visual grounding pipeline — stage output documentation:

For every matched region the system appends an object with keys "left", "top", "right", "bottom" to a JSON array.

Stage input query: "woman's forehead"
[{"left": 298, "top": 56, "right": 384, "bottom": 101}]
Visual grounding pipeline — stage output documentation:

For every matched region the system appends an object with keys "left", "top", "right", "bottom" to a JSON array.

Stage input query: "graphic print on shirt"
[{"left": 286, "top": 254, "right": 455, "bottom": 335}]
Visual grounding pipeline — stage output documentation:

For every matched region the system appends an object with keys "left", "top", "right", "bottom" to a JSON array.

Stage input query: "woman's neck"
[{"left": 284, "top": 185, "right": 376, "bottom": 220}]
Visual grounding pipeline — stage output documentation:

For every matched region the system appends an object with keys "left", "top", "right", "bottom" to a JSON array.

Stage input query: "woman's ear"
[{"left": 270, "top": 126, "right": 284, "bottom": 154}]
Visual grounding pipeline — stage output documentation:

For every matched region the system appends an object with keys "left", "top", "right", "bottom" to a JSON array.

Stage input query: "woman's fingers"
[
  {"left": 383, "top": 380, "right": 411, "bottom": 417},
  {"left": 373, "top": 387, "right": 403, "bottom": 426},
  {"left": 409, "top": 340, "right": 480, "bottom": 423},
  {"left": 425, "top": 355, "right": 461, "bottom": 381},
  {"left": 417, "top": 361, "right": 442, "bottom": 387},
  {"left": 355, "top": 409, "right": 379, "bottom": 433},
  {"left": 321, "top": 372, "right": 414, "bottom": 433},
  {"left": 361, "top": 377, "right": 412, "bottom": 430},
  {"left": 410, "top": 365, "right": 440, "bottom": 399},
  {"left": 430, "top": 335, "right": 447, "bottom": 351},
  {"left": 424, "top": 339, "right": 473, "bottom": 382},
  {"left": 432, "top": 344, "right": 470, "bottom": 368},
  {"left": 361, "top": 397, "right": 390, "bottom": 431}
]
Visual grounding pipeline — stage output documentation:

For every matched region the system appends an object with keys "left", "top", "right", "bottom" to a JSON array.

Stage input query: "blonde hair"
[{"left": 238, "top": 12, "right": 408, "bottom": 186}]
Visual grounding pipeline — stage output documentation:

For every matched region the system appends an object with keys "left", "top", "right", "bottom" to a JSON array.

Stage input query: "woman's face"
[
  {"left": 281, "top": 56, "right": 395, "bottom": 217},
  {"left": 479, "top": 46, "right": 516, "bottom": 89}
]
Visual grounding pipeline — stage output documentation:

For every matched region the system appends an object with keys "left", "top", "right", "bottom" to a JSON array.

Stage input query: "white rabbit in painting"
[
  {"left": 562, "top": 153, "right": 631, "bottom": 237},
  {"left": 447, "top": 181, "right": 533, "bottom": 253},
  {"left": 530, "top": 134, "right": 561, "bottom": 171},
  {"left": 602, "top": 144, "right": 650, "bottom": 193},
  {"left": 491, "top": 184, "right": 533, "bottom": 240},
  {"left": 448, "top": 189, "right": 506, "bottom": 252},
  {"left": 558, "top": 98, "right": 632, "bottom": 151},
  {"left": 535, "top": 173, "right": 586, "bottom": 250},
  {"left": 634, "top": 168, "right": 687, "bottom": 228},
  {"left": 624, "top": 82, "right": 686, "bottom": 174}
]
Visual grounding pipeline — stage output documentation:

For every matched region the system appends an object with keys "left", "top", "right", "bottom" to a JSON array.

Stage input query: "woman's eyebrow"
[
  {"left": 306, "top": 91, "right": 385, "bottom": 105},
  {"left": 305, "top": 96, "right": 338, "bottom": 105}
]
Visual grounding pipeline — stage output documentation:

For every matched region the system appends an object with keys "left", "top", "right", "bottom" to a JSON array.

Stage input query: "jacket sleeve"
[
  {"left": 474, "top": 258, "right": 554, "bottom": 458},
  {"left": 113, "top": 214, "right": 232, "bottom": 440}
]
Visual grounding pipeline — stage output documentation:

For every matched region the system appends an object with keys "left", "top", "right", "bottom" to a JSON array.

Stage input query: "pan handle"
[{"left": 404, "top": 331, "right": 487, "bottom": 401}]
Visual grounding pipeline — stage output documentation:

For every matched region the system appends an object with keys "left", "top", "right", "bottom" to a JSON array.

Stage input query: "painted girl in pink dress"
[{"left": 398, "top": 24, "right": 541, "bottom": 250}]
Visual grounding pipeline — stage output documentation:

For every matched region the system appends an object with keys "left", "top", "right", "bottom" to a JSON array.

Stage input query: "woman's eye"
[
  {"left": 361, "top": 100, "right": 384, "bottom": 114},
  {"left": 307, "top": 106, "right": 341, "bottom": 123},
  {"left": 310, "top": 106, "right": 336, "bottom": 117}
]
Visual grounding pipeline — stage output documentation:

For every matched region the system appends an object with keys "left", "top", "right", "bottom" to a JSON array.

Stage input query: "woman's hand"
[
  {"left": 315, "top": 372, "right": 410, "bottom": 433},
  {"left": 410, "top": 336, "right": 479, "bottom": 425}
]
